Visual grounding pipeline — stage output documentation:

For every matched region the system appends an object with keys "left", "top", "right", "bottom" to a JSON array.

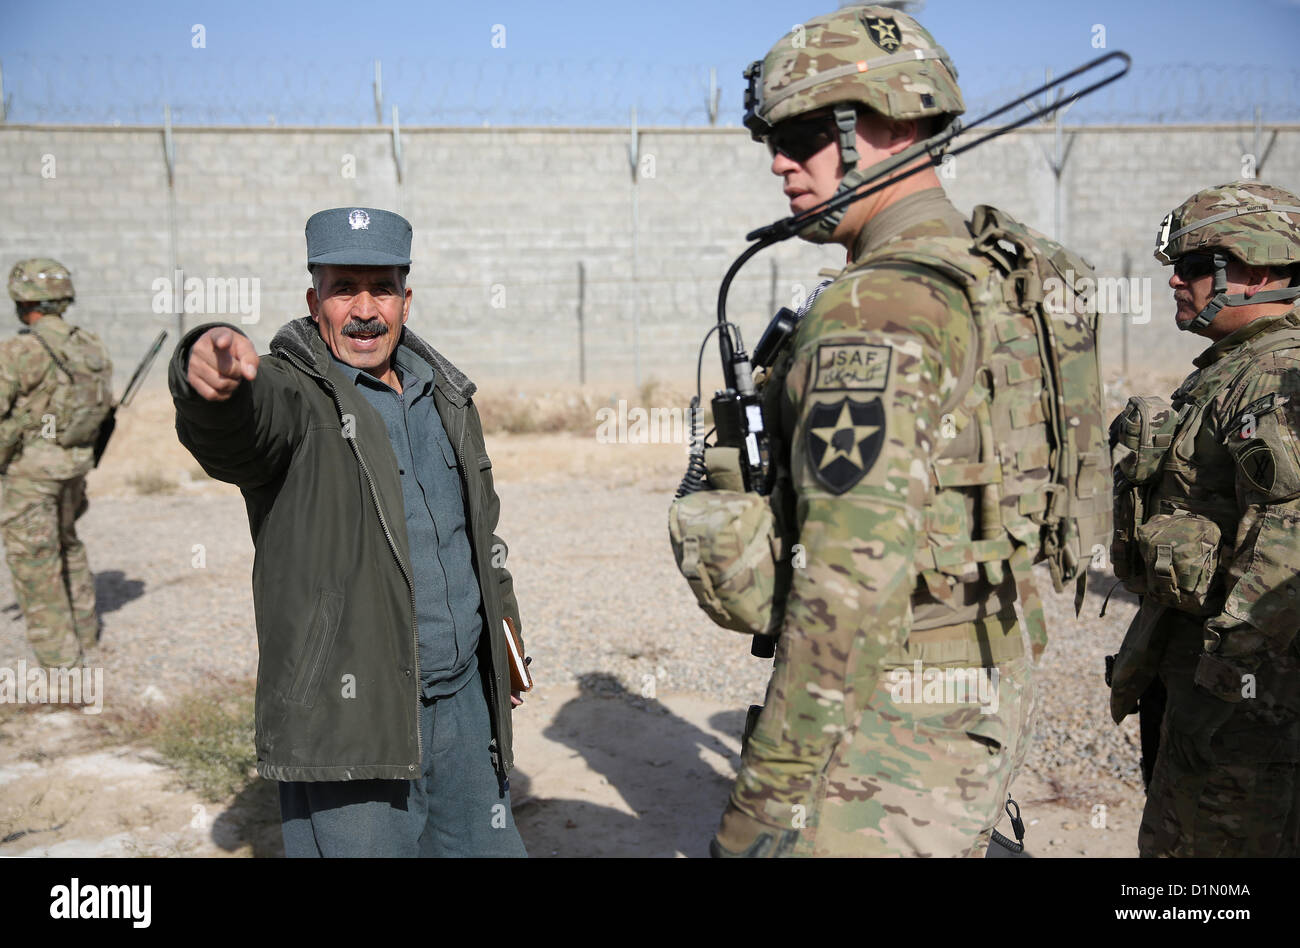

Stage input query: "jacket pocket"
[
  {"left": 1135, "top": 513, "right": 1221, "bottom": 612},
  {"left": 287, "top": 587, "right": 344, "bottom": 708}
]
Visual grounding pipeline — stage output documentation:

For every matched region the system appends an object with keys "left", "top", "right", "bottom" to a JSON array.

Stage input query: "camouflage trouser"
[
  {"left": 801, "top": 611, "right": 1036, "bottom": 857},
  {"left": 0, "top": 474, "right": 98, "bottom": 667},
  {"left": 1139, "top": 618, "right": 1300, "bottom": 857}
]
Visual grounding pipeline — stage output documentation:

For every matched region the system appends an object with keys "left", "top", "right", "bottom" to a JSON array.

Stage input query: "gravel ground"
[{"left": 0, "top": 447, "right": 1146, "bottom": 810}]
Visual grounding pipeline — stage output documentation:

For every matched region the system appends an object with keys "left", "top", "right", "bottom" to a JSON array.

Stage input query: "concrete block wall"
[{"left": 1, "top": 123, "right": 1296, "bottom": 391}]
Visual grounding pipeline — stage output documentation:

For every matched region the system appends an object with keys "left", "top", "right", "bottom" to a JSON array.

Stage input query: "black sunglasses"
[
  {"left": 1173, "top": 252, "right": 1220, "bottom": 282},
  {"left": 765, "top": 114, "right": 838, "bottom": 163}
]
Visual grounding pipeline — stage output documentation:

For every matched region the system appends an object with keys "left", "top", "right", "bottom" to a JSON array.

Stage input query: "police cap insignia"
[{"left": 305, "top": 206, "right": 412, "bottom": 266}]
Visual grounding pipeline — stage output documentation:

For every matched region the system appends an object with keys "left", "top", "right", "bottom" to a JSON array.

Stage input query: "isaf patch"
[
  {"left": 813, "top": 343, "right": 891, "bottom": 392},
  {"left": 806, "top": 396, "right": 886, "bottom": 494}
]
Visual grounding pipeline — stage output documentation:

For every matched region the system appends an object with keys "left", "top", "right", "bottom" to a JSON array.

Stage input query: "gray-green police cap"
[{"left": 305, "top": 207, "right": 412, "bottom": 267}]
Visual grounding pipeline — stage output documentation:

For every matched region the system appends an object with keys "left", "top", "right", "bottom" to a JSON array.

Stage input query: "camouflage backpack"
[
  {"left": 863, "top": 205, "right": 1111, "bottom": 653},
  {"left": 20, "top": 325, "right": 114, "bottom": 449}
]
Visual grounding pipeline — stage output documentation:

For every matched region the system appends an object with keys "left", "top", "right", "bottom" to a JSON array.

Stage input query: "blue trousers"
[{"left": 279, "top": 669, "right": 527, "bottom": 858}]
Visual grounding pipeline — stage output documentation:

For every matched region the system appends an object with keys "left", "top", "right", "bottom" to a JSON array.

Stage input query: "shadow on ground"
[
  {"left": 514, "top": 672, "right": 740, "bottom": 857},
  {"left": 211, "top": 778, "right": 283, "bottom": 858},
  {"left": 93, "top": 570, "right": 146, "bottom": 615}
]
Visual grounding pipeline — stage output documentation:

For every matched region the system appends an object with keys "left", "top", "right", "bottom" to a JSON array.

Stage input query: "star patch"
[
  {"left": 806, "top": 396, "right": 886, "bottom": 494},
  {"left": 813, "top": 343, "right": 891, "bottom": 391},
  {"left": 861, "top": 13, "right": 902, "bottom": 53}
]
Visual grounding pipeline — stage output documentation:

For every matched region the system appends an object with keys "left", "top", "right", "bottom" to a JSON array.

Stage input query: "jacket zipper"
[
  {"left": 281, "top": 350, "right": 423, "bottom": 772},
  {"left": 453, "top": 407, "right": 505, "bottom": 787}
]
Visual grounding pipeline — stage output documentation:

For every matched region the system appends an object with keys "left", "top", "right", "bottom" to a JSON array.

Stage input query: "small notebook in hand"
[{"left": 504, "top": 616, "right": 533, "bottom": 692}]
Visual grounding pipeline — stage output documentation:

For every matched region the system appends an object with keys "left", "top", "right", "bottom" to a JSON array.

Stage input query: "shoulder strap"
[
  {"left": 854, "top": 236, "right": 990, "bottom": 419},
  {"left": 19, "top": 327, "right": 74, "bottom": 380}
]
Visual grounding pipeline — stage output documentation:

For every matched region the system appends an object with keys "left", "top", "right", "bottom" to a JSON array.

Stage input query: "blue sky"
[{"left": 3, "top": 0, "right": 1298, "bottom": 125}]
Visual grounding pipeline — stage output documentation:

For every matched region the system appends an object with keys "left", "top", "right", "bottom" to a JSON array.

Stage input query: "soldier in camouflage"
[
  {"left": 1109, "top": 182, "right": 1300, "bottom": 857},
  {"left": 0, "top": 259, "right": 112, "bottom": 667},
  {"left": 710, "top": 5, "right": 1106, "bottom": 858}
]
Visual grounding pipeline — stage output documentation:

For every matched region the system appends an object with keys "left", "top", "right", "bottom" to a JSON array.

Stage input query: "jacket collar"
[
  {"left": 269, "top": 316, "right": 476, "bottom": 405},
  {"left": 1192, "top": 305, "right": 1300, "bottom": 369},
  {"left": 850, "top": 187, "right": 967, "bottom": 263}
]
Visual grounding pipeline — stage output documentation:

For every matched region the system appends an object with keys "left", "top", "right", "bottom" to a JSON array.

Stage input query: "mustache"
[{"left": 342, "top": 319, "right": 390, "bottom": 337}]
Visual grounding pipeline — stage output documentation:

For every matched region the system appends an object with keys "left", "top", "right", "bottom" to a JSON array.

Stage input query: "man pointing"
[{"left": 171, "top": 207, "right": 528, "bottom": 857}]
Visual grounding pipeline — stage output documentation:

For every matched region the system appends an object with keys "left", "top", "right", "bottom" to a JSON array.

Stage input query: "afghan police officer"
[
  {"left": 690, "top": 5, "right": 1109, "bottom": 858},
  {"left": 0, "top": 259, "right": 112, "bottom": 667},
  {"left": 170, "top": 208, "right": 528, "bottom": 857},
  {"left": 1109, "top": 181, "right": 1300, "bottom": 857}
]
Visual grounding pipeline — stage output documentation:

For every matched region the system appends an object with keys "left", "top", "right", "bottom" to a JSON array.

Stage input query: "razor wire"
[{"left": 2, "top": 54, "right": 1298, "bottom": 127}]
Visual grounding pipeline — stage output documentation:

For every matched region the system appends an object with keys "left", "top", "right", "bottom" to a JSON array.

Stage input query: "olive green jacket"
[{"left": 169, "top": 317, "right": 523, "bottom": 782}]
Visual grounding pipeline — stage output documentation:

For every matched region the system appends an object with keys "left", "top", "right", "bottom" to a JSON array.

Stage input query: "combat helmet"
[
  {"left": 8, "top": 258, "right": 75, "bottom": 317},
  {"left": 1154, "top": 181, "right": 1300, "bottom": 332},
  {"left": 743, "top": 4, "right": 964, "bottom": 242}
]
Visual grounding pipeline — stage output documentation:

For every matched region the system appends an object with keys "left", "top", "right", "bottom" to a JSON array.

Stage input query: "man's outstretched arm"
[{"left": 169, "top": 323, "right": 305, "bottom": 489}]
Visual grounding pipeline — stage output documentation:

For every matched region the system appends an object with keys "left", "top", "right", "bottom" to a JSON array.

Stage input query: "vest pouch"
[
  {"left": 668, "top": 489, "right": 781, "bottom": 637},
  {"left": 1111, "top": 395, "right": 1180, "bottom": 485},
  {"left": 1110, "top": 479, "right": 1146, "bottom": 594},
  {"left": 1135, "top": 512, "right": 1221, "bottom": 612},
  {"left": 1109, "top": 395, "right": 1183, "bottom": 595}
]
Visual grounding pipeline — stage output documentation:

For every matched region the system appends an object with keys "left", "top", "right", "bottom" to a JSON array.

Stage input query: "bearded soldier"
[
  {"left": 1109, "top": 181, "right": 1300, "bottom": 857},
  {"left": 690, "top": 5, "right": 1109, "bottom": 858},
  {"left": 0, "top": 259, "right": 112, "bottom": 667}
]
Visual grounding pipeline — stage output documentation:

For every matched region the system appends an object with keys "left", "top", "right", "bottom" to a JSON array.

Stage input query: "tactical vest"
[
  {"left": 853, "top": 206, "right": 1111, "bottom": 652},
  {"left": 1111, "top": 317, "right": 1300, "bottom": 615},
  {"left": 8, "top": 325, "right": 113, "bottom": 458}
]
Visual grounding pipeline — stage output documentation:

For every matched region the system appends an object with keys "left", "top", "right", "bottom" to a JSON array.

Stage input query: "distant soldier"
[
  {"left": 1109, "top": 182, "right": 1300, "bottom": 857},
  {"left": 683, "top": 5, "right": 1109, "bottom": 858},
  {"left": 0, "top": 259, "right": 113, "bottom": 667}
]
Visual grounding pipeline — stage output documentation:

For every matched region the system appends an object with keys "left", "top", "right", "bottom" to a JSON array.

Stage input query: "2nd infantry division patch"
[
  {"left": 806, "top": 396, "right": 886, "bottom": 494},
  {"left": 861, "top": 12, "right": 902, "bottom": 52}
]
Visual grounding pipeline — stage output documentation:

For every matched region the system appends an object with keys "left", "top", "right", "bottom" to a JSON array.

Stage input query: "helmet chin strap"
[
  {"left": 797, "top": 106, "right": 952, "bottom": 244},
  {"left": 799, "top": 105, "right": 867, "bottom": 244},
  {"left": 1183, "top": 252, "right": 1300, "bottom": 332}
]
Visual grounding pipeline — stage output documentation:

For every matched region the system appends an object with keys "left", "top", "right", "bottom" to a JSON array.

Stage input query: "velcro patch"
[
  {"left": 1225, "top": 394, "right": 1289, "bottom": 442},
  {"left": 1238, "top": 442, "right": 1277, "bottom": 494},
  {"left": 812, "top": 343, "right": 891, "bottom": 392},
  {"left": 806, "top": 396, "right": 886, "bottom": 494}
]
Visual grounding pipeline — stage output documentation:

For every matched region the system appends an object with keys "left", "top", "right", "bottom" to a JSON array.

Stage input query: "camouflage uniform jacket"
[
  {"left": 1139, "top": 306, "right": 1300, "bottom": 702},
  {"left": 0, "top": 315, "right": 102, "bottom": 480},
  {"left": 733, "top": 188, "right": 1018, "bottom": 825}
]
